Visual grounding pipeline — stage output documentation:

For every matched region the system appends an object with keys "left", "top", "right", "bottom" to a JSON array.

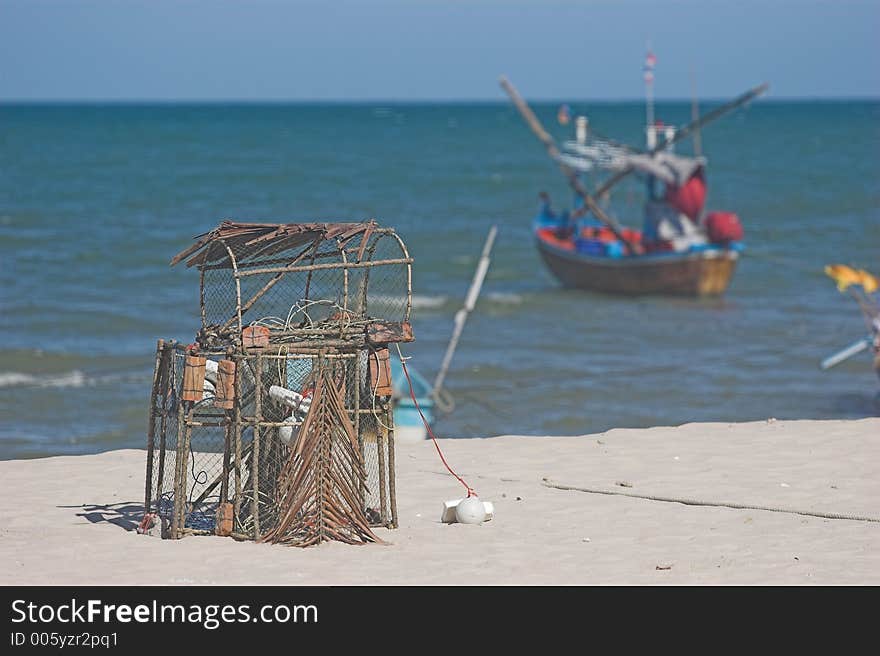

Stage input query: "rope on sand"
[
  {"left": 541, "top": 479, "right": 880, "bottom": 524},
  {"left": 397, "top": 343, "right": 477, "bottom": 498}
]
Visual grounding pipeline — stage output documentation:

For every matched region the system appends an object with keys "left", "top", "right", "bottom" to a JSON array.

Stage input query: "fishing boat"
[
  {"left": 501, "top": 53, "right": 767, "bottom": 297},
  {"left": 533, "top": 222, "right": 738, "bottom": 296}
]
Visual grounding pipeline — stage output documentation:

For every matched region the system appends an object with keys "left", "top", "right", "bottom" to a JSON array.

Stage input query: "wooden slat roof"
[{"left": 170, "top": 220, "right": 378, "bottom": 268}]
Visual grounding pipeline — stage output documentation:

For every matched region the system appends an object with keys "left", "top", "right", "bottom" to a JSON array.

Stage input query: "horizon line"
[{"left": 2, "top": 95, "right": 878, "bottom": 105}]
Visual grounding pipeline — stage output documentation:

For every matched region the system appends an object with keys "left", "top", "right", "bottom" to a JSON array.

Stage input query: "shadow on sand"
[{"left": 59, "top": 502, "right": 144, "bottom": 532}]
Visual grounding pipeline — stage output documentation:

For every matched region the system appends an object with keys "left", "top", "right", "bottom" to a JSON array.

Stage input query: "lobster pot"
[
  {"left": 145, "top": 342, "right": 398, "bottom": 540},
  {"left": 146, "top": 221, "right": 412, "bottom": 545}
]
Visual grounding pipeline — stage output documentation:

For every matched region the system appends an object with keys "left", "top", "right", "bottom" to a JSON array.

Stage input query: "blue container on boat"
[
  {"left": 575, "top": 238, "right": 624, "bottom": 258},
  {"left": 575, "top": 238, "right": 606, "bottom": 256},
  {"left": 605, "top": 241, "right": 624, "bottom": 258}
]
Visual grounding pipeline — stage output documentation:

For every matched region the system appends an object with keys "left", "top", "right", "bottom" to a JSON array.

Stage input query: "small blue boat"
[{"left": 390, "top": 353, "right": 434, "bottom": 442}]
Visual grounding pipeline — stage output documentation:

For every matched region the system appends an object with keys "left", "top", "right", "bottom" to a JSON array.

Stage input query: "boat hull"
[
  {"left": 393, "top": 402, "right": 432, "bottom": 443},
  {"left": 535, "top": 232, "right": 739, "bottom": 296}
]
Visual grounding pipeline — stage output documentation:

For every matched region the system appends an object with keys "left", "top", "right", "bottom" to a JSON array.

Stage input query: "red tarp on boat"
[{"left": 664, "top": 169, "right": 707, "bottom": 222}]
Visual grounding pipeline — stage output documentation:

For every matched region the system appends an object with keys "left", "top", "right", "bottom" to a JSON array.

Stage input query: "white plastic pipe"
[{"left": 269, "top": 385, "right": 312, "bottom": 411}]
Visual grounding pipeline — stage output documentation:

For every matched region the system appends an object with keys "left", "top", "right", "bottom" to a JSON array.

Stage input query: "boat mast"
[
  {"left": 644, "top": 46, "right": 656, "bottom": 149},
  {"left": 690, "top": 67, "right": 702, "bottom": 157},
  {"left": 643, "top": 47, "right": 657, "bottom": 199},
  {"left": 587, "top": 82, "right": 767, "bottom": 200}
]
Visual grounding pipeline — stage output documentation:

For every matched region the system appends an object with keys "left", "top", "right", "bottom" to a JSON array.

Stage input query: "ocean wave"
[
  {"left": 486, "top": 292, "right": 523, "bottom": 305},
  {"left": 411, "top": 294, "right": 448, "bottom": 309},
  {"left": 0, "top": 369, "right": 147, "bottom": 389},
  {"left": 369, "top": 293, "right": 447, "bottom": 310},
  {"left": 0, "top": 370, "right": 88, "bottom": 388}
]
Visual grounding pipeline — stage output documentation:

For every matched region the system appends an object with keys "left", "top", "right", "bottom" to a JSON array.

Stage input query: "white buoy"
[
  {"left": 278, "top": 414, "right": 300, "bottom": 447},
  {"left": 455, "top": 496, "right": 487, "bottom": 525},
  {"left": 441, "top": 498, "right": 494, "bottom": 523}
]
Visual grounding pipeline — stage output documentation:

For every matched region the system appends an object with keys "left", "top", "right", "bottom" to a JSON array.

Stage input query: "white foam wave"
[
  {"left": 369, "top": 294, "right": 447, "bottom": 310},
  {"left": 0, "top": 370, "right": 88, "bottom": 389},
  {"left": 411, "top": 294, "right": 448, "bottom": 309},
  {"left": 486, "top": 292, "right": 523, "bottom": 305}
]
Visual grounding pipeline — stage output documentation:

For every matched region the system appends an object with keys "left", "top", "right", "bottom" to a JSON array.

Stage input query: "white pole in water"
[
  {"left": 820, "top": 337, "right": 872, "bottom": 370},
  {"left": 432, "top": 225, "right": 498, "bottom": 397}
]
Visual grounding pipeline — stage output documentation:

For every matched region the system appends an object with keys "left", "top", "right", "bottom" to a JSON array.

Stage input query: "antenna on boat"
[
  {"left": 432, "top": 224, "right": 498, "bottom": 400},
  {"left": 576, "top": 116, "right": 588, "bottom": 145},
  {"left": 643, "top": 45, "right": 656, "bottom": 149},
  {"left": 690, "top": 67, "right": 703, "bottom": 157}
]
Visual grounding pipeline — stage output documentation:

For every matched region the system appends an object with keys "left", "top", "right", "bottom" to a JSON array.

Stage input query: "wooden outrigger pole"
[
  {"left": 499, "top": 76, "right": 642, "bottom": 255},
  {"left": 592, "top": 82, "right": 769, "bottom": 200},
  {"left": 432, "top": 224, "right": 498, "bottom": 397},
  {"left": 560, "top": 82, "right": 768, "bottom": 223}
]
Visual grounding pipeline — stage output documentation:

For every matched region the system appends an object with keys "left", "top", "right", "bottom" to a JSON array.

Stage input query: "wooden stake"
[
  {"left": 144, "top": 339, "right": 164, "bottom": 515},
  {"left": 252, "top": 354, "right": 262, "bottom": 540}
]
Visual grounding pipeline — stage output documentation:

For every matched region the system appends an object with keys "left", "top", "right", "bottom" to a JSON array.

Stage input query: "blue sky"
[{"left": 1, "top": 0, "right": 877, "bottom": 101}]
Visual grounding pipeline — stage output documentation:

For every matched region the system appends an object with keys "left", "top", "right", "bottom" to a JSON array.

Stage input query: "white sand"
[{"left": 1, "top": 418, "right": 878, "bottom": 585}]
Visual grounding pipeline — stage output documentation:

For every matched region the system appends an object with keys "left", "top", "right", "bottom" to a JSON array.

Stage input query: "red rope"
[{"left": 398, "top": 355, "right": 476, "bottom": 498}]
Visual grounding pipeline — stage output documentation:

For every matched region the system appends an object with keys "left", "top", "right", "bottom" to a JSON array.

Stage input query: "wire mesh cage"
[{"left": 144, "top": 220, "right": 412, "bottom": 546}]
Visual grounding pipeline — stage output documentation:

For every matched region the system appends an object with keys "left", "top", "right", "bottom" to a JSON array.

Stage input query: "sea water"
[{"left": 1, "top": 101, "right": 878, "bottom": 458}]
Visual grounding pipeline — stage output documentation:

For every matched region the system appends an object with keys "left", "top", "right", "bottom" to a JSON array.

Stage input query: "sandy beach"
[{"left": 1, "top": 418, "right": 878, "bottom": 585}]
